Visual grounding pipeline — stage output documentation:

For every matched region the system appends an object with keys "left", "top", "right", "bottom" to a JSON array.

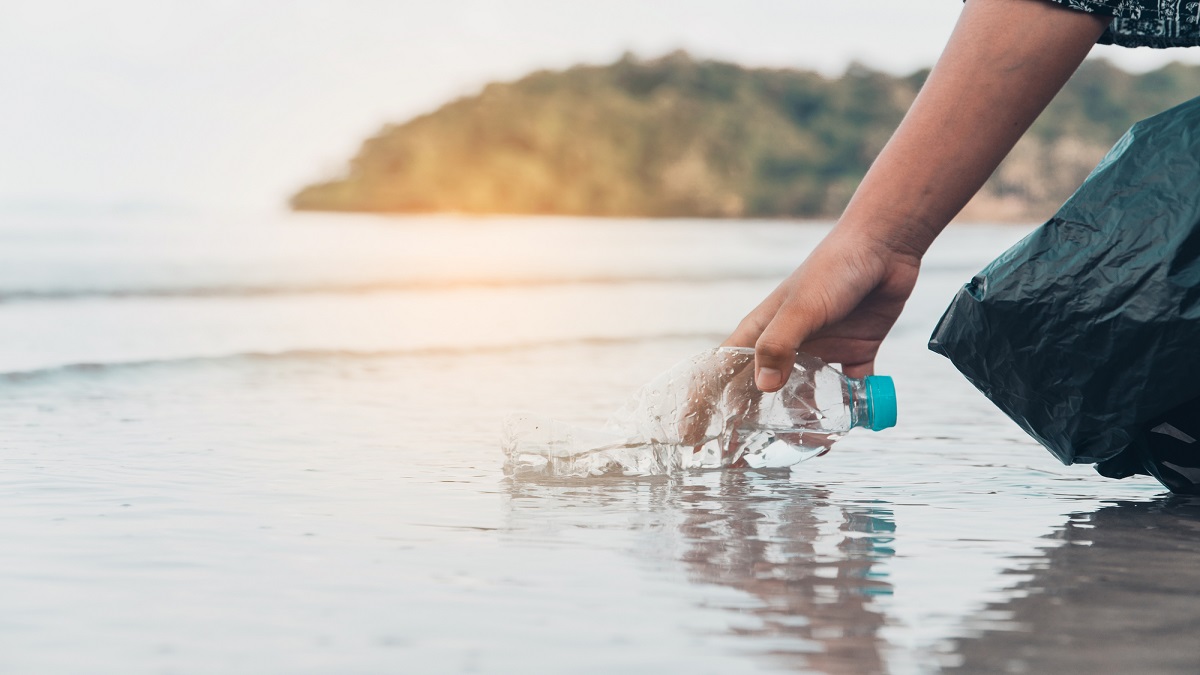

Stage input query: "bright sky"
[{"left": 3, "top": 0, "right": 1198, "bottom": 212}]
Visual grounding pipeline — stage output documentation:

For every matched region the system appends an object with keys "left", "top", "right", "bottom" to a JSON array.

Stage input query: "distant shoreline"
[
  {"left": 292, "top": 52, "right": 1200, "bottom": 221},
  {"left": 288, "top": 210, "right": 1042, "bottom": 226}
]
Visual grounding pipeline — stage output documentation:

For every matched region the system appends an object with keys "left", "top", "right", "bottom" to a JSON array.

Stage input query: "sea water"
[{"left": 0, "top": 210, "right": 1189, "bottom": 674}]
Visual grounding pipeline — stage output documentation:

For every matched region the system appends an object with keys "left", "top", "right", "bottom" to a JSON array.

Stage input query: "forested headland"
[{"left": 292, "top": 51, "right": 1200, "bottom": 221}]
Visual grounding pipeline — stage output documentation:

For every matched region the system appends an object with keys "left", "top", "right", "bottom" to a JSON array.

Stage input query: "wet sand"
[{"left": 948, "top": 497, "right": 1200, "bottom": 674}]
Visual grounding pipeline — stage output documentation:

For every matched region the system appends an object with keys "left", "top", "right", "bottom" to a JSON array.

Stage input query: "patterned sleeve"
[
  {"left": 1040, "top": 0, "right": 1122, "bottom": 15},
  {"left": 963, "top": 0, "right": 1200, "bottom": 48}
]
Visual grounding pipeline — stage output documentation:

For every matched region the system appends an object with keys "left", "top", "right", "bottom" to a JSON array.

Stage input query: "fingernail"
[{"left": 756, "top": 367, "right": 782, "bottom": 391}]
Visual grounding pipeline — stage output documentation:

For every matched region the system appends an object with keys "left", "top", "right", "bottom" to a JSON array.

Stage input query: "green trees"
[{"left": 292, "top": 52, "right": 1200, "bottom": 220}]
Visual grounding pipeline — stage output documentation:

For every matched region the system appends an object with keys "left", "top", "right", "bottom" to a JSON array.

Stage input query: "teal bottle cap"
[{"left": 864, "top": 375, "right": 897, "bottom": 431}]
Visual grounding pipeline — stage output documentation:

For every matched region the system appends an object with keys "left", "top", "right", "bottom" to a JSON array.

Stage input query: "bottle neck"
[{"left": 848, "top": 378, "right": 872, "bottom": 429}]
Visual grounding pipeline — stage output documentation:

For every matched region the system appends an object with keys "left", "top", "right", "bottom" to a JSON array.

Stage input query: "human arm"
[{"left": 726, "top": 0, "right": 1111, "bottom": 390}]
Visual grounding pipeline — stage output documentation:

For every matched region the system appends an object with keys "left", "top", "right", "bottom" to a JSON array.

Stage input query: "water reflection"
[
  {"left": 677, "top": 473, "right": 895, "bottom": 674},
  {"left": 505, "top": 472, "right": 896, "bottom": 674},
  {"left": 948, "top": 496, "right": 1200, "bottom": 674}
]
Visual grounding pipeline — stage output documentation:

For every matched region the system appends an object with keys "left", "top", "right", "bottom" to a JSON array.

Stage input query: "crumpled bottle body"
[{"left": 504, "top": 348, "right": 860, "bottom": 477}]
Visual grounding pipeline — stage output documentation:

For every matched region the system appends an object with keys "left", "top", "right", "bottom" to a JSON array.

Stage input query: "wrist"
[{"left": 832, "top": 207, "right": 936, "bottom": 267}]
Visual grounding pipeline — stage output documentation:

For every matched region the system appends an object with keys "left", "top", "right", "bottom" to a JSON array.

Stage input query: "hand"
[
  {"left": 723, "top": 229, "right": 920, "bottom": 388},
  {"left": 717, "top": 0, "right": 1107, "bottom": 392}
]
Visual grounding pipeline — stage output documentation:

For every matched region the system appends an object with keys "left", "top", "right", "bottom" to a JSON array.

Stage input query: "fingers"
[
  {"left": 723, "top": 291, "right": 785, "bottom": 349},
  {"left": 753, "top": 297, "right": 815, "bottom": 392},
  {"left": 799, "top": 334, "right": 882, "bottom": 375},
  {"left": 721, "top": 286, "right": 816, "bottom": 391},
  {"left": 748, "top": 288, "right": 886, "bottom": 388},
  {"left": 722, "top": 235, "right": 911, "bottom": 390}
]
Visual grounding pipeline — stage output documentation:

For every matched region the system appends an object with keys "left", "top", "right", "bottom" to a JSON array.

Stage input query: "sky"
[{"left": 3, "top": 0, "right": 1199, "bottom": 212}]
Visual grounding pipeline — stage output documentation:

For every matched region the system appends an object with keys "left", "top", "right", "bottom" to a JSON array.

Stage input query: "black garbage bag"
[{"left": 929, "top": 95, "right": 1200, "bottom": 493}]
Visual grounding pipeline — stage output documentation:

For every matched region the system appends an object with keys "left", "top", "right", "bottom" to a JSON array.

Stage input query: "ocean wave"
[
  {"left": 0, "top": 261, "right": 986, "bottom": 303},
  {"left": 0, "top": 332, "right": 725, "bottom": 382},
  {"left": 0, "top": 274, "right": 780, "bottom": 303}
]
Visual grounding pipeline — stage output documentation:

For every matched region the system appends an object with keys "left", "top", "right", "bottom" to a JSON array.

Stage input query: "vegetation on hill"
[{"left": 291, "top": 52, "right": 1200, "bottom": 220}]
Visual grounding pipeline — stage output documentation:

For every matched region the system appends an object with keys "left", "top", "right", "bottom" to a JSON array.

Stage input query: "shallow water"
[{"left": 0, "top": 211, "right": 1191, "bottom": 674}]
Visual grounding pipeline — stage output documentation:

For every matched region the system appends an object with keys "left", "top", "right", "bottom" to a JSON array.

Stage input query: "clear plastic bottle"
[
  {"left": 708, "top": 347, "right": 897, "bottom": 468},
  {"left": 503, "top": 347, "right": 897, "bottom": 477},
  {"left": 609, "top": 346, "right": 897, "bottom": 470}
]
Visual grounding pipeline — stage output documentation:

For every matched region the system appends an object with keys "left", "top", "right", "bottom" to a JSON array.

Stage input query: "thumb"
[{"left": 753, "top": 299, "right": 814, "bottom": 392}]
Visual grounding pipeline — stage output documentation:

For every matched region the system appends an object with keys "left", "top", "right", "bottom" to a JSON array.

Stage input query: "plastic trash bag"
[{"left": 929, "top": 95, "right": 1200, "bottom": 493}]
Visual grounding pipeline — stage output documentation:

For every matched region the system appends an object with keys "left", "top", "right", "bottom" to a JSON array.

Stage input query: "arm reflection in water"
[
  {"left": 504, "top": 472, "right": 897, "bottom": 675},
  {"left": 947, "top": 496, "right": 1200, "bottom": 674}
]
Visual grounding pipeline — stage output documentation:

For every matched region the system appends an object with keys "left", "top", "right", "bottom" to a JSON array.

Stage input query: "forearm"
[{"left": 836, "top": 0, "right": 1110, "bottom": 259}]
